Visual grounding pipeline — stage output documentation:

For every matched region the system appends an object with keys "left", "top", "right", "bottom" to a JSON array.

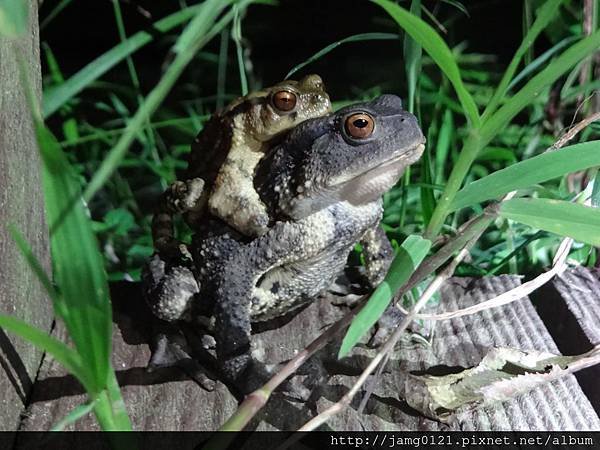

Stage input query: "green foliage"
[
  {"left": 38, "top": 123, "right": 113, "bottom": 389},
  {"left": 452, "top": 141, "right": 600, "bottom": 211},
  {"left": 43, "top": 4, "right": 205, "bottom": 117},
  {"left": 482, "top": 0, "right": 564, "bottom": 119},
  {"left": 339, "top": 235, "right": 431, "bottom": 358},
  {"left": 81, "top": 0, "right": 261, "bottom": 204},
  {"left": 340, "top": 0, "right": 599, "bottom": 353},
  {"left": 5, "top": 122, "right": 132, "bottom": 430}
]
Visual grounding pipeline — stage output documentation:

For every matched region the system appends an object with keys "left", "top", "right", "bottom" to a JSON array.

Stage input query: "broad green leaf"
[
  {"left": 338, "top": 235, "right": 431, "bottom": 359},
  {"left": 371, "top": 0, "right": 480, "bottom": 127},
  {"left": 499, "top": 198, "right": 600, "bottom": 246},
  {"left": 37, "top": 122, "right": 112, "bottom": 392},
  {"left": 483, "top": 0, "right": 564, "bottom": 118},
  {"left": 452, "top": 141, "right": 600, "bottom": 211},
  {"left": 0, "top": 315, "right": 87, "bottom": 387},
  {"left": 0, "top": 0, "right": 28, "bottom": 36},
  {"left": 286, "top": 32, "right": 400, "bottom": 79},
  {"left": 427, "top": 11, "right": 600, "bottom": 239},
  {"left": 106, "top": 370, "right": 132, "bottom": 429},
  {"left": 421, "top": 146, "right": 436, "bottom": 224},
  {"left": 43, "top": 4, "right": 205, "bottom": 117}
]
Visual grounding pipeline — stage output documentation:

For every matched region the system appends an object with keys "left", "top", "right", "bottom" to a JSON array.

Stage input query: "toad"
[{"left": 144, "top": 94, "right": 426, "bottom": 394}]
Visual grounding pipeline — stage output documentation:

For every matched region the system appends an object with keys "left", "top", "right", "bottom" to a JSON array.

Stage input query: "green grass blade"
[
  {"left": 42, "top": 4, "right": 204, "bottom": 117},
  {"left": 285, "top": 32, "right": 400, "bottom": 79},
  {"left": 426, "top": 30, "right": 600, "bottom": 239},
  {"left": 0, "top": 0, "right": 28, "bottom": 36},
  {"left": 106, "top": 369, "right": 132, "bottom": 430},
  {"left": 82, "top": 0, "right": 242, "bottom": 204},
  {"left": 8, "top": 227, "right": 70, "bottom": 321},
  {"left": 482, "top": 0, "right": 563, "bottom": 119},
  {"left": 452, "top": 141, "right": 600, "bottom": 211},
  {"left": 499, "top": 198, "right": 600, "bottom": 246},
  {"left": 434, "top": 109, "right": 453, "bottom": 184},
  {"left": 592, "top": 174, "right": 600, "bottom": 208},
  {"left": 37, "top": 122, "right": 113, "bottom": 392},
  {"left": 507, "top": 35, "right": 578, "bottom": 91},
  {"left": 371, "top": 0, "right": 480, "bottom": 127},
  {"left": 480, "top": 28, "right": 600, "bottom": 144},
  {"left": 0, "top": 315, "right": 87, "bottom": 387},
  {"left": 420, "top": 147, "right": 436, "bottom": 224},
  {"left": 338, "top": 235, "right": 431, "bottom": 359},
  {"left": 403, "top": 0, "right": 422, "bottom": 113},
  {"left": 51, "top": 399, "right": 98, "bottom": 431},
  {"left": 40, "top": 0, "right": 74, "bottom": 30}
]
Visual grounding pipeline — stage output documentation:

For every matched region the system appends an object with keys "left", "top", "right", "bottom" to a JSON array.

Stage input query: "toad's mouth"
[{"left": 334, "top": 143, "right": 425, "bottom": 205}]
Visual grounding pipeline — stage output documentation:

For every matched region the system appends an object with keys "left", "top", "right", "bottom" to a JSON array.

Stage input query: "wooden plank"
[
  {"left": 0, "top": 0, "right": 53, "bottom": 433},
  {"left": 433, "top": 276, "right": 600, "bottom": 431},
  {"left": 553, "top": 266, "right": 600, "bottom": 345},
  {"left": 539, "top": 266, "right": 600, "bottom": 415},
  {"left": 19, "top": 276, "right": 600, "bottom": 432}
]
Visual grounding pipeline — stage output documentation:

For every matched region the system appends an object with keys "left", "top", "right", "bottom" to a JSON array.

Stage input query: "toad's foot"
[
  {"left": 165, "top": 178, "right": 206, "bottom": 214},
  {"left": 147, "top": 325, "right": 217, "bottom": 391}
]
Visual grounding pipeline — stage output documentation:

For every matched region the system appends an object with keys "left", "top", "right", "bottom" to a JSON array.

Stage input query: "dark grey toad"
[{"left": 144, "top": 94, "right": 425, "bottom": 394}]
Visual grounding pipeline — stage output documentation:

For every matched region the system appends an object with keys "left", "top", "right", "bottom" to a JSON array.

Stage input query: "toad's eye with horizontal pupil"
[
  {"left": 272, "top": 90, "right": 297, "bottom": 112},
  {"left": 345, "top": 113, "right": 374, "bottom": 139}
]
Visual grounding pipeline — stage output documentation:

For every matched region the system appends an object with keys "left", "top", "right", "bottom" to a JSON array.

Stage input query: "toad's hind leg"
[
  {"left": 142, "top": 247, "right": 198, "bottom": 322},
  {"left": 142, "top": 249, "right": 216, "bottom": 390},
  {"left": 213, "top": 263, "right": 271, "bottom": 396}
]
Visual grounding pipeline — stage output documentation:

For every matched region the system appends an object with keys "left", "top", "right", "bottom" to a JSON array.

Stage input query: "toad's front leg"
[{"left": 152, "top": 178, "right": 207, "bottom": 253}]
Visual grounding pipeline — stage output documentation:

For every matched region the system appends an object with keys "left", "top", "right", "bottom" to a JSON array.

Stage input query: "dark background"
[{"left": 39, "top": 0, "right": 528, "bottom": 100}]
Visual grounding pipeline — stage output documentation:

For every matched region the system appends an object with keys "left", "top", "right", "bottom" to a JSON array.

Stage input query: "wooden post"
[{"left": 0, "top": 0, "right": 53, "bottom": 431}]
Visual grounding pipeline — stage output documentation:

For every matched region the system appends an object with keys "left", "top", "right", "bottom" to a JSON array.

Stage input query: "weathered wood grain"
[
  {"left": 537, "top": 266, "right": 600, "bottom": 415},
  {"left": 0, "top": 0, "right": 52, "bottom": 432},
  {"left": 432, "top": 276, "right": 599, "bottom": 430},
  {"left": 552, "top": 267, "right": 600, "bottom": 346},
  {"left": 18, "top": 276, "right": 600, "bottom": 432}
]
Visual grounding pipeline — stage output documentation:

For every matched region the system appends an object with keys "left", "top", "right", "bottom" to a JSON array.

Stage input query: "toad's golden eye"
[
  {"left": 272, "top": 90, "right": 297, "bottom": 112},
  {"left": 345, "top": 113, "right": 374, "bottom": 139}
]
